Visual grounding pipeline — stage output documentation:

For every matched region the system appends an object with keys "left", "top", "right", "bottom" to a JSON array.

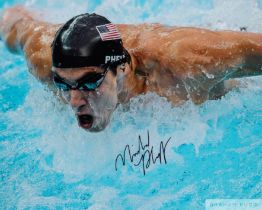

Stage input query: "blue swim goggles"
[{"left": 53, "top": 68, "right": 109, "bottom": 91}]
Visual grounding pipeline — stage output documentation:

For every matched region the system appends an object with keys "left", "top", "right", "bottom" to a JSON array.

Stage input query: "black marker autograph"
[{"left": 115, "top": 131, "right": 171, "bottom": 176}]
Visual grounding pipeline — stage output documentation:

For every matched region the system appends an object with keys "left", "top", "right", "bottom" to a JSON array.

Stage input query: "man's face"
[{"left": 53, "top": 66, "right": 118, "bottom": 132}]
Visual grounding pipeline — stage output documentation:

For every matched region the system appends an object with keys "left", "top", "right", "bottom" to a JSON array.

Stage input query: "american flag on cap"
[{"left": 96, "top": 23, "right": 121, "bottom": 41}]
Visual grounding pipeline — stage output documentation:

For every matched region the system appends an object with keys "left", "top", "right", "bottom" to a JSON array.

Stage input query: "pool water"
[{"left": 0, "top": 0, "right": 261, "bottom": 209}]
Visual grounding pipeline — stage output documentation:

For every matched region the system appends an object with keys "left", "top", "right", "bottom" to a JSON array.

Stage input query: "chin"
[{"left": 86, "top": 125, "right": 106, "bottom": 132}]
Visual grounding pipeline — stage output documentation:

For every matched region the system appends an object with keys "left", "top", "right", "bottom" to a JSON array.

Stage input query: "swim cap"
[{"left": 52, "top": 13, "right": 130, "bottom": 68}]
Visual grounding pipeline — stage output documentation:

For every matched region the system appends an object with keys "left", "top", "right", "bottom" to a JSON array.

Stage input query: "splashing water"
[{"left": 0, "top": 0, "right": 261, "bottom": 209}]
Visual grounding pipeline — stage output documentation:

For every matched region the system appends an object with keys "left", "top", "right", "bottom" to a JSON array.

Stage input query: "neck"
[{"left": 116, "top": 52, "right": 148, "bottom": 104}]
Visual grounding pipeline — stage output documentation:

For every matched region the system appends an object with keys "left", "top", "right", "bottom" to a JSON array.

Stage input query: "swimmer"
[{"left": 0, "top": 6, "right": 261, "bottom": 132}]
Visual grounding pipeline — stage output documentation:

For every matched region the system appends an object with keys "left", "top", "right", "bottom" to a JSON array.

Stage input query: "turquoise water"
[{"left": 0, "top": 0, "right": 262, "bottom": 209}]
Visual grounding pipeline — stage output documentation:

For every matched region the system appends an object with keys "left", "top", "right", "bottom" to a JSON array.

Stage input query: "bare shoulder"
[
  {"left": 23, "top": 23, "right": 60, "bottom": 82},
  {"left": 118, "top": 24, "right": 218, "bottom": 72}
]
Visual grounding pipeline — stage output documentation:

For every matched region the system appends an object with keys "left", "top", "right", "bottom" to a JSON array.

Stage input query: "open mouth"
[{"left": 77, "top": 114, "right": 94, "bottom": 129}]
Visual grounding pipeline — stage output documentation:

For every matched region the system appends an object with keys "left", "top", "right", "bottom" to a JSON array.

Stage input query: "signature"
[{"left": 115, "top": 131, "right": 171, "bottom": 176}]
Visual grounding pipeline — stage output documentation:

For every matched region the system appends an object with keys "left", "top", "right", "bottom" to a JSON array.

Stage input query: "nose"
[{"left": 69, "top": 89, "right": 87, "bottom": 109}]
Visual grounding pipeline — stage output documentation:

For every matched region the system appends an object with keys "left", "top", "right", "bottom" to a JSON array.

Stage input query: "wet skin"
[
  {"left": 53, "top": 66, "right": 119, "bottom": 131},
  {"left": 0, "top": 6, "right": 261, "bottom": 131}
]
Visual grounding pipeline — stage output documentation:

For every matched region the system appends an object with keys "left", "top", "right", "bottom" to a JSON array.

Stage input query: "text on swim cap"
[{"left": 105, "top": 54, "right": 125, "bottom": 64}]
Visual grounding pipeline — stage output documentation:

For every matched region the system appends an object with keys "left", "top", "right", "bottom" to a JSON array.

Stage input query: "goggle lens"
[{"left": 53, "top": 69, "right": 108, "bottom": 91}]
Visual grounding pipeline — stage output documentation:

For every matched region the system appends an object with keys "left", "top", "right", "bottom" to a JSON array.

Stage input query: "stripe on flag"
[{"left": 96, "top": 23, "right": 121, "bottom": 41}]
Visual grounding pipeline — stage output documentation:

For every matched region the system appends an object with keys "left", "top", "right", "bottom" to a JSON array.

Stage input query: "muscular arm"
[
  {"left": 175, "top": 30, "right": 262, "bottom": 102},
  {"left": 0, "top": 6, "right": 60, "bottom": 82},
  {"left": 119, "top": 25, "right": 262, "bottom": 104},
  {"left": 177, "top": 30, "right": 262, "bottom": 78}
]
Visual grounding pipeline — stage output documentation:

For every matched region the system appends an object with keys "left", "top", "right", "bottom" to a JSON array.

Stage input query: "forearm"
[
  {"left": 187, "top": 30, "right": 262, "bottom": 81},
  {"left": 218, "top": 31, "right": 262, "bottom": 78},
  {"left": 0, "top": 6, "right": 37, "bottom": 52},
  {"left": 0, "top": 6, "right": 60, "bottom": 82}
]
